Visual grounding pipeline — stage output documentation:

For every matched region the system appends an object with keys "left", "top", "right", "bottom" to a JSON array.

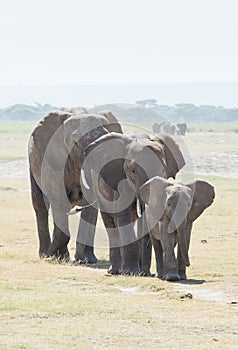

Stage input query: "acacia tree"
[{"left": 135, "top": 99, "right": 157, "bottom": 108}]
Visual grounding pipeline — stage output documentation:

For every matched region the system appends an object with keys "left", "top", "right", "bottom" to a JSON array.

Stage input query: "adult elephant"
[
  {"left": 152, "top": 122, "right": 162, "bottom": 134},
  {"left": 81, "top": 133, "right": 185, "bottom": 275},
  {"left": 177, "top": 123, "right": 187, "bottom": 136},
  {"left": 139, "top": 176, "right": 215, "bottom": 280},
  {"left": 162, "top": 122, "right": 176, "bottom": 135},
  {"left": 28, "top": 109, "right": 122, "bottom": 261}
]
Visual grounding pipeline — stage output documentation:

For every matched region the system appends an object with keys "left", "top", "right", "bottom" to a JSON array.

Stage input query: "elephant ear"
[
  {"left": 139, "top": 176, "right": 170, "bottom": 221},
  {"left": 98, "top": 111, "right": 123, "bottom": 134},
  {"left": 32, "top": 111, "right": 71, "bottom": 171},
  {"left": 154, "top": 134, "right": 185, "bottom": 178},
  {"left": 187, "top": 180, "right": 215, "bottom": 222},
  {"left": 83, "top": 132, "right": 132, "bottom": 173}
]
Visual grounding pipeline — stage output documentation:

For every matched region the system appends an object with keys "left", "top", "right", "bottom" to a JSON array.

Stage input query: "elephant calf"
[{"left": 139, "top": 176, "right": 215, "bottom": 281}]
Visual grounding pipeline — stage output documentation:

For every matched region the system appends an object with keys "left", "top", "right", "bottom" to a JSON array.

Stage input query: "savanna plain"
[{"left": 0, "top": 122, "right": 238, "bottom": 349}]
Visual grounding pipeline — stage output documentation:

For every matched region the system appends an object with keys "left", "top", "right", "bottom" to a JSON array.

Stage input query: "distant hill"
[
  {"left": 0, "top": 101, "right": 238, "bottom": 123},
  {"left": 90, "top": 102, "right": 238, "bottom": 123},
  {"left": 153, "top": 103, "right": 238, "bottom": 123},
  {"left": 89, "top": 103, "right": 165, "bottom": 123},
  {"left": 0, "top": 103, "right": 57, "bottom": 121}
]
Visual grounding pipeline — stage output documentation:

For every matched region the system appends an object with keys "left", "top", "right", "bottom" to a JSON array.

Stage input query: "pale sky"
[{"left": 0, "top": 0, "right": 237, "bottom": 86}]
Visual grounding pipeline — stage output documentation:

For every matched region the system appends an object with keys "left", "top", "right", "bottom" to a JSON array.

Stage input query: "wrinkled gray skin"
[
  {"left": 126, "top": 131, "right": 151, "bottom": 140},
  {"left": 28, "top": 109, "right": 122, "bottom": 261},
  {"left": 139, "top": 176, "right": 215, "bottom": 281},
  {"left": 81, "top": 133, "right": 185, "bottom": 275}
]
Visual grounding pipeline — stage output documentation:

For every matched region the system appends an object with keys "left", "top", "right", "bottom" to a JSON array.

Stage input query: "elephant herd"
[
  {"left": 28, "top": 109, "right": 215, "bottom": 281},
  {"left": 153, "top": 121, "right": 187, "bottom": 136}
]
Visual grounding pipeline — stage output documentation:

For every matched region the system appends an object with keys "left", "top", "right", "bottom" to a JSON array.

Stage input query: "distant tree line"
[
  {"left": 0, "top": 100, "right": 238, "bottom": 123},
  {"left": 135, "top": 100, "right": 238, "bottom": 123}
]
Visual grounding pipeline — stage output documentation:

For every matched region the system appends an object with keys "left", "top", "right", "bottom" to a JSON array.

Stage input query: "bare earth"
[
  {"left": 1, "top": 150, "right": 238, "bottom": 180},
  {"left": 189, "top": 151, "right": 238, "bottom": 179}
]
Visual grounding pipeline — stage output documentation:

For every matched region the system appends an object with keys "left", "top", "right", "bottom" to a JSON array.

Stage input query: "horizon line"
[{"left": 0, "top": 81, "right": 238, "bottom": 88}]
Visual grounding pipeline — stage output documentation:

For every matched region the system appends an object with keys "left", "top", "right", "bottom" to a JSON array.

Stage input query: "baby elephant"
[{"left": 139, "top": 177, "right": 215, "bottom": 281}]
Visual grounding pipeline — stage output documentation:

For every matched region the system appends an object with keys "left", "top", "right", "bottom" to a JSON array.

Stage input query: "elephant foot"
[
  {"left": 108, "top": 265, "right": 120, "bottom": 275},
  {"left": 164, "top": 273, "right": 180, "bottom": 282},
  {"left": 47, "top": 245, "right": 70, "bottom": 262},
  {"left": 139, "top": 270, "right": 151, "bottom": 277},
  {"left": 121, "top": 257, "right": 140, "bottom": 276},
  {"left": 57, "top": 249, "right": 70, "bottom": 261},
  {"left": 179, "top": 269, "right": 187, "bottom": 280},
  {"left": 156, "top": 269, "right": 165, "bottom": 279},
  {"left": 39, "top": 244, "right": 51, "bottom": 258},
  {"left": 84, "top": 248, "right": 97, "bottom": 264},
  {"left": 74, "top": 252, "right": 97, "bottom": 264},
  {"left": 39, "top": 250, "right": 49, "bottom": 259},
  {"left": 121, "top": 264, "right": 140, "bottom": 276},
  {"left": 75, "top": 245, "right": 97, "bottom": 264},
  {"left": 121, "top": 269, "right": 140, "bottom": 276}
]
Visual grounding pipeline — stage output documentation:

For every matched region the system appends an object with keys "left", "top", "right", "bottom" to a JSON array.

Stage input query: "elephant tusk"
[
  {"left": 136, "top": 198, "right": 142, "bottom": 218},
  {"left": 66, "top": 200, "right": 97, "bottom": 215},
  {"left": 81, "top": 168, "right": 90, "bottom": 189}
]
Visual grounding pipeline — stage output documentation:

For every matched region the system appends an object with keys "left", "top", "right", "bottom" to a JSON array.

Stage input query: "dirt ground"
[{"left": 0, "top": 129, "right": 238, "bottom": 349}]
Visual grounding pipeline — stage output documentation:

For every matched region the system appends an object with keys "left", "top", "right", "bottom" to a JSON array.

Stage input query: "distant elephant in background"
[
  {"left": 153, "top": 121, "right": 176, "bottom": 135},
  {"left": 139, "top": 177, "right": 215, "bottom": 281},
  {"left": 28, "top": 109, "right": 122, "bottom": 261},
  {"left": 162, "top": 122, "right": 176, "bottom": 135},
  {"left": 177, "top": 123, "right": 187, "bottom": 136},
  {"left": 81, "top": 133, "right": 185, "bottom": 275},
  {"left": 152, "top": 122, "right": 163, "bottom": 134}
]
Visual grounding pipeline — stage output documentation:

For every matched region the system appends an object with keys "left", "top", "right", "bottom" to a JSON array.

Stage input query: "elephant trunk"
[
  {"left": 168, "top": 200, "right": 189, "bottom": 234},
  {"left": 160, "top": 223, "right": 179, "bottom": 281},
  {"left": 177, "top": 220, "right": 192, "bottom": 268}
]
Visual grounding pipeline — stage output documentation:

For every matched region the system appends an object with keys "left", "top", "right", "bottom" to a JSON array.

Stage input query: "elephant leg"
[
  {"left": 30, "top": 172, "right": 51, "bottom": 257},
  {"left": 48, "top": 207, "right": 70, "bottom": 260},
  {"left": 116, "top": 207, "right": 140, "bottom": 275},
  {"left": 100, "top": 211, "right": 121, "bottom": 274},
  {"left": 139, "top": 234, "right": 152, "bottom": 276},
  {"left": 150, "top": 234, "right": 164, "bottom": 279},
  {"left": 177, "top": 245, "right": 187, "bottom": 280},
  {"left": 160, "top": 225, "right": 179, "bottom": 281},
  {"left": 177, "top": 223, "right": 192, "bottom": 280},
  {"left": 139, "top": 235, "right": 152, "bottom": 276},
  {"left": 138, "top": 214, "right": 152, "bottom": 276},
  {"left": 84, "top": 245, "right": 97, "bottom": 264},
  {"left": 75, "top": 195, "right": 98, "bottom": 264}
]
